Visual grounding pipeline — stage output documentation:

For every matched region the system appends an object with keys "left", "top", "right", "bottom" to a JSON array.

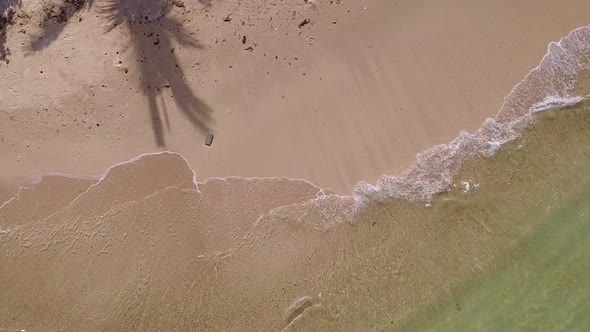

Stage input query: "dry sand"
[{"left": 0, "top": 0, "right": 588, "bottom": 195}]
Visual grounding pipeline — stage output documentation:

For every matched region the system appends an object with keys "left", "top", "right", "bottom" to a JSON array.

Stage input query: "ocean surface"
[
  {"left": 1, "top": 26, "right": 590, "bottom": 332},
  {"left": 397, "top": 106, "right": 590, "bottom": 331}
]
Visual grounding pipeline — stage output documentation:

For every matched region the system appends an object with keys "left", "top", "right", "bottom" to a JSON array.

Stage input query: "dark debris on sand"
[
  {"left": 42, "top": 0, "right": 89, "bottom": 24},
  {"left": 1, "top": 0, "right": 20, "bottom": 64}
]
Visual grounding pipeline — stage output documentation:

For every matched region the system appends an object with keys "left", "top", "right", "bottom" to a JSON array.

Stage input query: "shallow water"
[
  {"left": 395, "top": 106, "right": 590, "bottom": 331},
  {"left": 401, "top": 189, "right": 590, "bottom": 331},
  {"left": 281, "top": 105, "right": 590, "bottom": 331}
]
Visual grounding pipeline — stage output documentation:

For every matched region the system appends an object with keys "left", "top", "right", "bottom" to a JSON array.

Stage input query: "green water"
[
  {"left": 393, "top": 106, "right": 590, "bottom": 331},
  {"left": 399, "top": 189, "right": 590, "bottom": 331}
]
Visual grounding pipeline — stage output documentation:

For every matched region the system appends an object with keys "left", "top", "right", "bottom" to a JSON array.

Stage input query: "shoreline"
[{"left": 3, "top": 23, "right": 590, "bottom": 209}]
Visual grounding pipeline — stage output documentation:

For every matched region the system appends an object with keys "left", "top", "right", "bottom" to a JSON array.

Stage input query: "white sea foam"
[
  {"left": 348, "top": 26, "right": 590, "bottom": 210},
  {"left": 531, "top": 96, "right": 585, "bottom": 113},
  {"left": 352, "top": 115, "right": 529, "bottom": 205},
  {"left": 265, "top": 25, "right": 590, "bottom": 225}
]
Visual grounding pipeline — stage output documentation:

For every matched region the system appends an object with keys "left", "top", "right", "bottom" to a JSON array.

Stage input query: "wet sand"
[{"left": 1, "top": 0, "right": 589, "bottom": 194}]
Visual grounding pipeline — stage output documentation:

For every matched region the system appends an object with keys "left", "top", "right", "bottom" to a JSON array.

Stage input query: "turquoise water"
[
  {"left": 396, "top": 106, "right": 590, "bottom": 331},
  {"left": 400, "top": 189, "right": 590, "bottom": 331}
]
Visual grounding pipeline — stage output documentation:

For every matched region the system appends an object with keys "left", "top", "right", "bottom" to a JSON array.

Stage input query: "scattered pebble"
[
  {"left": 205, "top": 133, "right": 214, "bottom": 146},
  {"left": 298, "top": 19, "right": 310, "bottom": 28}
]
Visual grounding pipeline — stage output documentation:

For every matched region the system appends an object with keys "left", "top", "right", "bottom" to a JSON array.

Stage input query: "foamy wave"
[
  {"left": 274, "top": 25, "right": 590, "bottom": 225},
  {"left": 349, "top": 26, "right": 590, "bottom": 207},
  {"left": 353, "top": 116, "right": 530, "bottom": 204},
  {"left": 350, "top": 26, "right": 590, "bottom": 207},
  {"left": 531, "top": 96, "right": 585, "bottom": 113}
]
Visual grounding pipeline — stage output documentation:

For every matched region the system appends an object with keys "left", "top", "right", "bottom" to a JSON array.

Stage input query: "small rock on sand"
[{"left": 205, "top": 133, "right": 214, "bottom": 146}]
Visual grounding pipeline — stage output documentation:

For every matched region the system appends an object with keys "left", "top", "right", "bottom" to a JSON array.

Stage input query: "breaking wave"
[
  {"left": 244, "top": 25, "right": 590, "bottom": 228},
  {"left": 345, "top": 25, "right": 590, "bottom": 215}
]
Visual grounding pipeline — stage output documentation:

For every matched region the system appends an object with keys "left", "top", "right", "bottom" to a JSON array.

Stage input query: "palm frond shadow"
[
  {"left": 28, "top": 0, "right": 214, "bottom": 146},
  {"left": 98, "top": 0, "right": 214, "bottom": 146}
]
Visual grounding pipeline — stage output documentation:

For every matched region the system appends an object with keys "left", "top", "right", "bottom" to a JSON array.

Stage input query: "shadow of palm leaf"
[
  {"left": 27, "top": 0, "right": 94, "bottom": 52},
  {"left": 97, "top": 0, "right": 214, "bottom": 146},
  {"left": 1, "top": 0, "right": 21, "bottom": 64}
]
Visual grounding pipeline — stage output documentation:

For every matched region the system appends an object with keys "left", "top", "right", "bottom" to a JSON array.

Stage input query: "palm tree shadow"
[
  {"left": 127, "top": 15, "right": 214, "bottom": 146},
  {"left": 0, "top": 0, "right": 21, "bottom": 64},
  {"left": 27, "top": 0, "right": 214, "bottom": 147}
]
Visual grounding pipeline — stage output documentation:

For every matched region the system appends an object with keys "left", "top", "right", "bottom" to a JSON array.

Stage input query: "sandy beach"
[
  {"left": 0, "top": 0, "right": 588, "bottom": 195},
  {"left": 2, "top": 0, "right": 590, "bottom": 331}
]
